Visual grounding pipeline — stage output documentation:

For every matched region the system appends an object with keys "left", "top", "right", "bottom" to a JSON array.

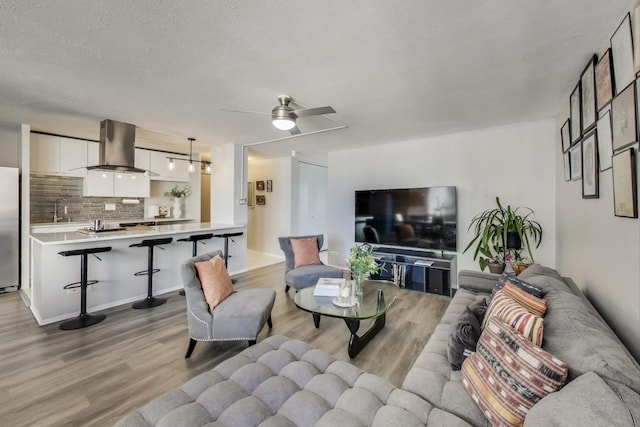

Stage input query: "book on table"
[{"left": 313, "top": 277, "right": 345, "bottom": 297}]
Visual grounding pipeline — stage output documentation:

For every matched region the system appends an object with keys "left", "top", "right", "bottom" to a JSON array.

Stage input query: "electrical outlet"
[
  {"left": 105, "top": 203, "right": 116, "bottom": 211},
  {"left": 66, "top": 287, "right": 79, "bottom": 295},
  {"left": 329, "top": 251, "right": 339, "bottom": 257}
]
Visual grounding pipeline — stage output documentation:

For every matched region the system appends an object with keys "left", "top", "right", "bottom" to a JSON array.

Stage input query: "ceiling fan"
[{"left": 223, "top": 95, "right": 336, "bottom": 135}]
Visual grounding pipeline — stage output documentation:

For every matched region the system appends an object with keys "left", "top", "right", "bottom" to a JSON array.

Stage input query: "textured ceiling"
[{"left": 0, "top": 0, "right": 632, "bottom": 157}]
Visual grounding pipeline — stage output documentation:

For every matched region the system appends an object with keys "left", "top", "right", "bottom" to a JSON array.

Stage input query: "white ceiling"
[{"left": 0, "top": 1, "right": 633, "bottom": 157}]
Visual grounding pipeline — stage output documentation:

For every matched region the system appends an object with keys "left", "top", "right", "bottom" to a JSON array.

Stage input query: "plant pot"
[
  {"left": 511, "top": 262, "right": 530, "bottom": 275},
  {"left": 488, "top": 262, "right": 506, "bottom": 274},
  {"left": 506, "top": 231, "right": 522, "bottom": 250}
]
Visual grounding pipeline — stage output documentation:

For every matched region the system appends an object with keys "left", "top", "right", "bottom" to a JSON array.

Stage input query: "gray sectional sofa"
[{"left": 116, "top": 264, "right": 640, "bottom": 426}]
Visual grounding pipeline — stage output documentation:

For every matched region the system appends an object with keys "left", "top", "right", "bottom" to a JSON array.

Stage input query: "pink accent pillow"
[
  {"left": 194, "top": 255, "right": 233, "bottom": 310},
  {"left": 291, "top": 237, "right": 322, "bottom": 268}
]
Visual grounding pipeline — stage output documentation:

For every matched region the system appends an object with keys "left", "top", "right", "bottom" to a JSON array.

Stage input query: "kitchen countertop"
[
  {"left": 31, "top": 217, "right": 195, "bottom": 229},
  {"left": 30, "top": 222, "right": 245, "bottom": 245}
]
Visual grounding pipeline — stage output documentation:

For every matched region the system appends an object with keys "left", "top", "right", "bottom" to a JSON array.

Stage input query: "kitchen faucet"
[{"left": 53, "top": 198, "right": 69, "bottom": 223}]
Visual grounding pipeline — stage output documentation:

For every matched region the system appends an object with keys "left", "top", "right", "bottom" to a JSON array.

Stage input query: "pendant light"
[{"left": 188, "top": 138, "right": 195, "bottom": 173}]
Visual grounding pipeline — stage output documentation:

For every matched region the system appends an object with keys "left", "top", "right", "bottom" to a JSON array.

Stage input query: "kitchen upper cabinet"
[
  {"left": 59, "top": 137, "right": 87, "bottom": 177},
  {"left": 135, "top": 148, "right": 150, "bottom": 170},
  {"left": 148, "top": 150, "right": 190, "bottom": 182},
  {"left": 30, "top": 133, "right": 87, "bottom": 177},
  {"left": 31, "top": 134, "right": 61, "bottom": 174},
  {"left": 84, "top": 170, "right": 150, "bottom": 197}
]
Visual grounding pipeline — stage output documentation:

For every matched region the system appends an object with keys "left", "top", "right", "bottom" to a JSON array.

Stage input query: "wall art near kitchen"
[
  {"left": 569, "top": 142, "right": 582, "bottom": 181},
  {"left": 611, "top": 82, "right": 636, "bottom": 151},
  {"left": 570, "top": 83, "right": 582, "bottom": 144},
  {"left": 561, "top": 119, "right": 571, "bottom": 153},
  {"left": 596, "top": 110, "right": 613, "bottom": 171},
  {"left": 256, "top": 180, "right": 265, "bottom": 191},
  {"left": 563, "top": 152, "right": 571, "bottom": 182},
  {"left": 633, "top": 0, "right": 640, "bottom": 73},
  {"left": 611, "top": 13, "right": 635, "bottom": 95},
  {"left": 581, "top": 132, "right": 599, "bottom": 199},
  {"left": 256, "top": 195, "right": 266, "bottom": 205},
  {"left": 595, "top": 49, "right": 614, "bottom": 111},
  {"left": 612, "top": 148, "right": 637, "bottom": 218},
  {"left": 266, "top": 179, "right": 273, "bottom": 192},
  {"left": 580, "top": 55, "right": 598, "bottom": 132}
]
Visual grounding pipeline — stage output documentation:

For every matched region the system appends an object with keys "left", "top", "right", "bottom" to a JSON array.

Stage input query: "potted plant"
[
  {"left": 346, "top": 243, "right": 382, "bottom": 295},
  {"left": 464, "top": 197, "right": 543, "bottom": 272},
  {"left": 164, "top": 185, "right": 191, "bottom": 218}
]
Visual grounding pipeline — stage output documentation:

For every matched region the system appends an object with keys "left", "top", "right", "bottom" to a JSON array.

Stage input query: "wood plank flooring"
[{"left": 0, "top": 262, "right": 450, "bottom": 426}]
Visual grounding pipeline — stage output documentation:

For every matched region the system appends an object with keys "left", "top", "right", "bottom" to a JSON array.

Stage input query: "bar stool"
[
  {"left": 58, "top": 246, "right": 112, "bottom": 330},
  {"left": 129, "top": 237, "right": 173, "bottom": 309},
  {"left": 177, "top": 233, "right": 213, "bottom": 295},
  {"left": 213, "top": 231, "right": 243, "bottom": 283}
]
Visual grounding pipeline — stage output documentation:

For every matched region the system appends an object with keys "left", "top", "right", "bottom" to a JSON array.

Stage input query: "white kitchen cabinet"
[
  {"left": 135, "top": 148, "right": 150, "bottom": 170},
  {"left": 59, "top": 137, "right": 87, "bottom": 177},
  {"left": 114, "top": 171, "right": 150, "bottom": 197},
  {"left": 148, "top": 150, "right": 190, "bottom": 181},
  {"left": 84, "top": 170, "right": 114, "bottom": 196},
  {"left": 87, "top": 141, "right": 99, "bottom": 165},
  {"left": 31, "top": 133, "right": 61, "bottom": 174}
]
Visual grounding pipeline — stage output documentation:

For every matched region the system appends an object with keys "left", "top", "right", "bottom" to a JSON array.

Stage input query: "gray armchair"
[
  {"left": 278, "top": 235, "right": 344, "bottom": 293},
  {"left": 181, "top": 250, "right": 276, "bottom": 358}
]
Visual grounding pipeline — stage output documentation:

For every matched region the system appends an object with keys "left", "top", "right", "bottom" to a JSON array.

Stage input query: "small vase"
[
  {"left": 353, "top": 272, "right": 365, "bottom": 296},
  {"left": 173, "top": 198, "right": 184, "bottom": 218}
]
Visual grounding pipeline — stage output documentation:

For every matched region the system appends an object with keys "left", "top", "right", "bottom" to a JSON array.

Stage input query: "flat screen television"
[{"left": 355, "top": 186, "right": 457, "bottom": 252}]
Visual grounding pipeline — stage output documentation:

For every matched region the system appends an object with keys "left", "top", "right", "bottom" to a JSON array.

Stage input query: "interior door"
[{"left": 297, "top": 162, "right": 328, "bottom": 249}]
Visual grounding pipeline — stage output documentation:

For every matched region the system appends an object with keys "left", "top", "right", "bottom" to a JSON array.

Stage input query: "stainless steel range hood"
[{"left": 86, "top": 119, "right": 152, "bottom": 174}]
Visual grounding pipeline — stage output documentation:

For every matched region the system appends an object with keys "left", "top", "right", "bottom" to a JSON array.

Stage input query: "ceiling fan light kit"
[{"left": 272, "top": 95, "right": 297, "bottom": 130}]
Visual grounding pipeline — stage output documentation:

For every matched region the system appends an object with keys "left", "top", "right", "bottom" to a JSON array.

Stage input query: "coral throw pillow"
[
  {"left": 194, "top": 255, "right": 234, "bottom": 310},
  {"left": 291, "top": 237, "right": 322, "bottom": 268}
]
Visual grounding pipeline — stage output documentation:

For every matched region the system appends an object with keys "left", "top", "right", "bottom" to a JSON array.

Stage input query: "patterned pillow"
[
  {"left": 501, "top": 282, "right": 547, "bottom": 317},
  {"left": 290, "top": 237, "right": 322, "bottom": 268},
  {"left": 499, "top": 272, "right": 545, "bottom": 298},
  {"left": 482, "top": 291, "right": 544, "bottom": 346},
  {"left": 461, "top": 317, "right": 568, "bottom": 427}
]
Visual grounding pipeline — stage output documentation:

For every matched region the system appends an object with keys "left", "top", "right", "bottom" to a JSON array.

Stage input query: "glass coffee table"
[{"left": 294, "top": 279, "right": 399, "bottom": 358}]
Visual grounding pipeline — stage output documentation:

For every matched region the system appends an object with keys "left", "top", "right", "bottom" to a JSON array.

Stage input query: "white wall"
[
  {"left": 0, "top": 123, "right": 20, "bottom": 167},
  {"left": 555, "top": 101, "right": 640, "bottom": 361},
  {"left": 327, "top": 119, "right": 557, "bottom": 274},
  {"left": 247, "top": 156, "right": 292, "bottom": 256}
]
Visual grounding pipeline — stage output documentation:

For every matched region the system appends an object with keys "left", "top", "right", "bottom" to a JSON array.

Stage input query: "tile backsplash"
[{"left": 30, "top": 174, "right": 144, "bottom": 224}]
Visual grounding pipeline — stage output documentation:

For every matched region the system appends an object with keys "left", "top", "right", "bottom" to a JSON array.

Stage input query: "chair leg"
[
  {"left": 267, "top": 315, "right": 273, "bottom": 329},
  {"left": 285, "top": 284, "right": 290, "bottom": 293},
  {"left": 248, "top": 339, "right": 256, "bottom": 346},
  {"left": 185, "top": 338, "right": 198, "bottom": 358}
]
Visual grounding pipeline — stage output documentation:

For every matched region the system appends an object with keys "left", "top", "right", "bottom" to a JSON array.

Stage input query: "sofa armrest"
[{"left": 457, "top": 270, "right": 499, "bottom": 293}]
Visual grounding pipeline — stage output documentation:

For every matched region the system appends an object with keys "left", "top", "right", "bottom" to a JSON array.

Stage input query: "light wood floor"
[{"left": 0, "top": 262, "right": 450, "bottom": 427}]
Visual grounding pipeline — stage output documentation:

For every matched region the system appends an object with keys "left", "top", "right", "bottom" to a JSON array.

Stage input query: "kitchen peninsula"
[{"left": 29, "top": 222, "right": 245, "bottom": 325}]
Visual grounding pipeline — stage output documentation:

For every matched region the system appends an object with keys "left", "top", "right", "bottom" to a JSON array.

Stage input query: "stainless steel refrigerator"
[{"left": 0, "top": 167, "right": 19, "bottom": 291}]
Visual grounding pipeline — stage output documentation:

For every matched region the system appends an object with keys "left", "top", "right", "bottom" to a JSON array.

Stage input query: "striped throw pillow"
[
  {"left": 482, "top": 291, "right": 544, "bottom": 346},
  {"left": 461, "top": 318, "right": 568, "bottom": 427},
  {"left": 502, "top": 282, "right": 547, "bottom": 317},
  {"left": 499, "top": 272, "right": 544, "bottom": 298}
]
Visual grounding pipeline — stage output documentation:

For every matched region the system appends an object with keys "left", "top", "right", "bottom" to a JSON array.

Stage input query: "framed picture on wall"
[
  {"left": 569, "top": 142, "right": 582, "bottom": 181},
  {"left": 611, "top": 13, "right": 635, "bottom": 95},
  {"left": 612, "top": 148, "right": 637, "bottom": 218},
  {"left": 247, "top": 181, "right": 254, "bottom": 207},
  {"left": 611, "top": 82, "right": 637, "bottom": 152},
  {"left": 597, "top": 109, "right": 613, "bottom": 171},
  {"left": 266, "top": 179, "right": 273, "bottom": 192},
  {"left": 256, "top": 195, "right": 266, "bottom": 205},
  {"left": 561, "top": 119, "right": 571, "bottom": 152},
  {"left": 580, "top": 55, "right": 598, "bottom": 133},
  {"left": 570, "top": 83, "right": 582, "bottom": 144},
  {"left": 563, "top": 152, "right": 571, "bottom": 182},
  {"left": 595, "top": 49, "right": 614, "bottom": 111},
  {"left": 256, "top": 180, "right": 265, "bottom": 191},
  {"left": 632, "top": 0, "right": 640, "bottom": 74},
  {"left": 581, "top": 132, "right": 599, "bottom": 199}
]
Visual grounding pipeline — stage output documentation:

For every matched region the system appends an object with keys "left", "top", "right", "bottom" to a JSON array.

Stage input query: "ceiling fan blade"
[
  {"left": 294, "top": 106, "right": 336, "bottom": 118},
  {"left": 289, "top": 126, "right": 301, "bottom": 136},
  {"left": 221, "top": 108, "right": 271, "bottom": 116}
]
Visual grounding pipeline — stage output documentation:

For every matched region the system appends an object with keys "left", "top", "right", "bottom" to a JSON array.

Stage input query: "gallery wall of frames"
[{"left": 561, "top": 4, "right": 640, "bottom": 218}]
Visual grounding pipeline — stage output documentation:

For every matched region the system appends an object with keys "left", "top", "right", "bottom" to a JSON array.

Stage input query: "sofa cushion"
[
  {"left": 194, "top": 255, "right": 234, "bottom": 310},
  {"left": 482, "top": 291, "right": 544, "bottom": 345},
  {"left": 516, "top": 264, "right": 571, "bottom": 294},
  {"left": 524, "top": 372, "right": 640, "bottom": 427},
  {"left": 447, "top": 306, "right": 481, "bottom": 370},
  {"left": 501, "top": 282, "right": 547, "bottom": 317},
  {"left": 499, "top": 272, "right": 545, "bottom": 298},
  {"left": 290, "top": 236, "right": 322, "bottom": 268},
  {"left": 461, "top": 318, "right": 568, "bottom": 427}
]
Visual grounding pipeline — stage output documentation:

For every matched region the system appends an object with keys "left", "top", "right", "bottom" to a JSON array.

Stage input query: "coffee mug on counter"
[{"left": 92, "top": 219, "right": 104, "bottom": 231}]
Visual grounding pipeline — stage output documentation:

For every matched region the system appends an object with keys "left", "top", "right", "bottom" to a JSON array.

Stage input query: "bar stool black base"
[
  {"left": 59, "top": 313, "right": 106, "bottom": 330},
  {"left": 132, "top": 296, "right": 167, "bottom": 309},
  {"left": 179, "top": 289, "right": 185, "bottom": 296}
]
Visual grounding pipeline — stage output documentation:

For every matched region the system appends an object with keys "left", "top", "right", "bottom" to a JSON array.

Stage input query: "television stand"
[{"left": 370, "top": 247, "right": 456, "bottom": 297}]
